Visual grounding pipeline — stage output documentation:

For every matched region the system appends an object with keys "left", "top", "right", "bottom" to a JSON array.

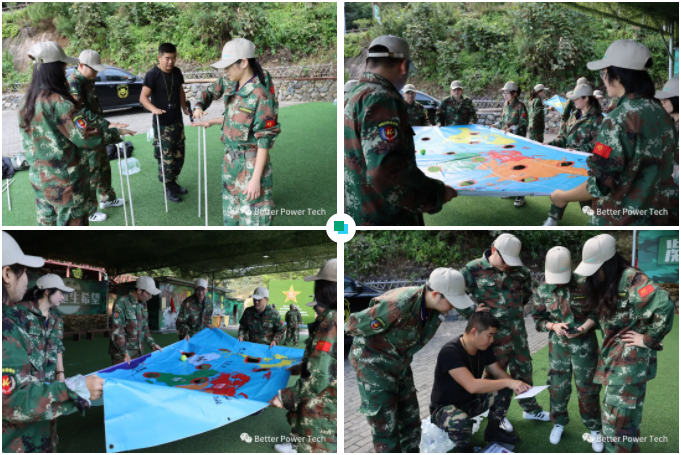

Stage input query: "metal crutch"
[
  {"left": 121, "top": 137, "right": 135, "bottom": 226},
  {"left": 198, "top": 124, "right": 201, "bottom": 218},
  {"left": 155, "top": 115, "right": 169, "bottom": 212},
  {"left": 202, "top": 126, "right": 208, "bottom": 226},
  {"left": 116, "top": 141, "right": 129, "bottom": 226}
]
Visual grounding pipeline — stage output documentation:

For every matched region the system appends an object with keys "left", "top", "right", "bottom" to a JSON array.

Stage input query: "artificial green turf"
[
  {"left": 57, "top": 329, "right": 309, "bottom": 453},
  {"left": 2, "top": 102, "right": 336, "bottom": 226},
  {"left": 466, "top": 315, "right": 679, "bottom": 453},
  {"left": 425, "top": 195, "right": 588, "bottom": 226}
]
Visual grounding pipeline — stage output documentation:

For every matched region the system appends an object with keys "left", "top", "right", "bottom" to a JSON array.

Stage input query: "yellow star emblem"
[{"left": 282, "top": 285, "right": 301, "bottom": 303}]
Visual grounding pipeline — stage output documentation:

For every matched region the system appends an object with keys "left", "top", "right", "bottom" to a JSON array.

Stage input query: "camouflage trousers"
[
  {"left": 153, "top": 120, "right": 185, "bottom": 183},
  {"left": 547, "top": 331, "right": 601, "bottom": 429},
  {"left": 32, "top": 156, "right": 91, "bottom": 226},
  {"left": 484, "top": 317, "right": 542, "bottom": 414},
  {"left": 548, "top": 200, "right": 591, "bottom": 220},
  {"left": 87, "top": 147, "right": 117, "bottom": 214},
  {"left": 431, "top": 389, "right": 510, "bottom": 448},
  {"left": 601, "top": 383, "right": 646, "bottom": 453},
  {"left": 111, "top": 349, "right": 143, "bottom": 365},
  {"left": 529, "top": 129, "right": 544, "bottom": 143},
  {"left": 222, "top": 151, "right": 274, "bottom": 226},
  {"left": 284, "top": 327, "right": 300, "bottom": 346},
  {"left": 286, "top": 387, "right": 337, "bottom": 453},
  {"left": 356, "top": 366, "right": 421, "bottom": 453}
]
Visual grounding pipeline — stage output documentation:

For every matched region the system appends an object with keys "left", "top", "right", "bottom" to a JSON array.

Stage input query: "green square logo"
[{"left": 334, "top": 221, "right": 345, "bottom": 231}]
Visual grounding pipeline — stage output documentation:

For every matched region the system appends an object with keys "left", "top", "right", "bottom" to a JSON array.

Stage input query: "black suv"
[
  {"left": 344, "top": 275, "right": 384, "bottom": 352},
  {"left": 66, "top": 65, "right": 144, "bottom": 111}
]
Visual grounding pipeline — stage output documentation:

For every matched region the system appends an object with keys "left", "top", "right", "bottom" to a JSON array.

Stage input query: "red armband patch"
[
  {"left": 265, "top": 119, "right": 276, "bottom": 128},
  {"left": 638, "top": 284, "right": 654, "bottom": 298},
  {"left": 2, "top": 369, "right": 16, "bottom": 396},
  {"left": 270, "top": 85, "right": 275, "bottom": 95},
  {"left": 73, "top": 115, "right": 87, "bottom": 130},
  {"left": 522, "top": 113, "right": 527, "bottom": 117},
  {"left": 593, "top": 142, "right": 612, "bottom": 159},
  {"left": 315, "top": 340, "right": 332, "bottom": 352}
]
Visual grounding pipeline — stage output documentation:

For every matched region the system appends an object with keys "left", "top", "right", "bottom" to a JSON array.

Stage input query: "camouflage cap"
[
  {"left": 28, "top": 41, "right": 79, "bottom": 65},
  {"left": 403, "top": 84, "right": 416, "bottom": 93},
  {"left": 211, "top": 38, "right": 255, "bottom": 69},
  {"left": 78, "top": 50, "right": 106, "bottom": 72},
  {"left": 344, "top": 80, "right": 359, "bottom": 93},
  {"left": 654, "top": 77, "right": 679, "bottom": 100},
  {"left": 304, "top": 258, "right": 337, "bottom": 282},
  {"left": 544, "top": 247, "right": 571, "bottom": 285},
  {"left": 574, "top": 234, "right": 616, "bottom": 277},
  {"left": 367, "top": 35, "right": 417, "bottom": 73},
  {"left": 567, "top": 84, "right": 594, "bottom": 100},
  {"left": 2, "top": 232, "right": 44, "bottom": 268},
  {"left": 427, "top": 268, "right": 474, "bottom": 309},
  {"left": 499, "top": 81, "right": 519, "bottom": 92},
  {"left": 450, "top": 80, "right": 463, "bottom": 90},
  {"left": 37, "top": 274, "right": 74, "bottom": 293},
  {"left": 493, "top": 233, "right": 523, "bottom": 267},
  {"left": 587, "top": 39, "right": 652, "bottom": 71}
]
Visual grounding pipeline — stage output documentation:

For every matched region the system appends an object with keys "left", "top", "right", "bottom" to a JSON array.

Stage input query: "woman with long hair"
[
  {"left": 528, "top": 84, "right": 548, "bottom": 142},
  {"left": 192, "top": 38, "right": 281, "bottom": 226},
  {"left": 549, "top": 40, "right": 678, "bottom": 225},
  {"left": 19, "top": 41, "right": 135, "bottom": 226},
  {"left": 655, "top": 77, "right": 679, "bottom": 185},
  {"left": 574, "top": 234, "right": 674, "bottom": 453},
  {"left": 2, "top": 232, "right": 104, "bottom": 452}
]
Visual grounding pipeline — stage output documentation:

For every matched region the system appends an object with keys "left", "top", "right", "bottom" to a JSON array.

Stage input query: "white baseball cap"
[
  {"left": 593, "top": 90, "right": 604, "bottom": 98},
  {"left": 304, "top": 258, "right": 337, "bottom": 282},
  {"left": 499, "top": 81, "right": 519, "bottom": 92},
  {"left": 403, "top": 84, "right": 416, "bottom": 93},
  {"left": 574, "top": 234, "right": 617, "bottom": 277},
  {"left": 344, "top": 80, "right": 359, "bottom": 93},
  {"left": 493, "top": 233, "right": 523, "bottom": 267},
  {"left": 450, "top": 80, "right": 463, "bottom": 90},
  {"left": 544, "top": 247, "right": 572, "bottom": 285},
  {"left": 194, "top": 278, "right": 208, "bottom": 289},
  {"left": 250, "top": 286, "right": 269, "bottom": 299},
  {"left": 136, "top": 276, "right": 161, "bottom": 295},
  {"left": 211, "top": 38, "right": 256, "bottom": 69},
  {"left": 567, "top": 84, "right": 594, "bottom": 100},
  {"left": 37, "top": 274, "right": 74, "bottom": 293},
  {"left": 427, "top": 268, "right": 474, "bottom": 310},
  {"left": 28, "top": 41, "right": 78, "bottom": 65},
  {"left": 587, "top": 39, "right": 652, "bottom": 71},
  {"left": 367, "top": 35, "right": 417, "bottom": 73},
  {"left": 576, "top": 77, "right": 590, "bottom": 86},
  {"left": 78, "top": 50, "right": 106, "bottom": 72},
  {"left": 2, "top": 232, "right": 45, "bottom": 268},
  {"left": 533, "top": 84, "right": 549, "bottom": 92},
  {"left": 655, "top": 77, "right": 679, "bottom": 100},
  {"left": 306, "top": 295, "right": 317, "bottom": 307}
]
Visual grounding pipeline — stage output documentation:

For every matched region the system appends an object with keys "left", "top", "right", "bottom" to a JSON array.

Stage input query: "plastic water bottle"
[
  {"left": 119, "top": 157, "right": 141, "bottom": 175},
  {"left": 147, "top": 128, "right": 154, "bottom": 142},
  {"left": 333, "top": 98, "right": 338, "bottom": 105}
]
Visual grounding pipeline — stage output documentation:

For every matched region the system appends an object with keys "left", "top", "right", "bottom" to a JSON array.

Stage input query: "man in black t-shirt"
[
  {"left": 430, "top": 312, "right": 531, "bottom": 452},
  {"left": 140, "top": 43, "right": 189, "bottom": 202}
]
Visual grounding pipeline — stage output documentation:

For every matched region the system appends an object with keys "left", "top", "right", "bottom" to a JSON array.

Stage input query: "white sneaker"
[
  {"left": 100, "top": 198, "right": 124, "bottom": 209},
  {"left": 499, "top": 417, "right": 514, "bottom": 432},
  {"left": 523, "top": 410, "right": 550, "bottom": 421},
  {"left": 274, "top": 442, "right": 297, "bottom": 453},
  {"left": 550, "top": 424, "right": 564, "bottom": 444},
  {"left": 591, "top": 430, "right": 604, "bottom": 452},
  {"left": 514, "top": 196, "right": 525, "bottom": 207},
  {"left": 89, "top": 212, "right": 107, "bottom": 222},
  {"left": 543, "top": 217, "right": 558, "bottom": 226}
]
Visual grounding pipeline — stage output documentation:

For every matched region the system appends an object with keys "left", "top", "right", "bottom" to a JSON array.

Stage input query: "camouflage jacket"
[
  {"left": 108, "top": 294, "right": 156, "bottom": 358},
  {"left": 586, "top": 93, "right": 679, "bottom": 225},
  {"left": 176, "top": 294, "right": 214, "bottom": 339},
  {"left": 561, "top": 98, "right": 576, "bottom": 123},
  {"left": 605, "top": 98, "right": 617, "bottom": 114},
  {"left": 19, "top": 93, "right": 122, "bottom": 224},
  {"left": 548, "top": 105, "right": 603, "bottom": 153},
  {"left": 496, "top": 98, "right": 528, "bottom": 136},
  {"left": 594, "top": 267, "right": 674, "bottom": 385},
  {"left": 194, "top": 71, "right": 280, "bottom": 151},
  {"left": 528, "top": 98, "right": 545, "bottom": 134},
  {"left": 531, "top": 274, "right": 596, "bottom": 333},
  {"left": 406, "top": 101, "right": 431, "bottom": 127},
  {"left": 436, "top": 96, "right": 477, "bottom": 126},
  {"left": 66, "top": 68, "right": 110, "bottom": 132},
  {"left": 344, "top": 72, "right": 446, "bottom": 226},
  {"left": 285, "top": 309, "right": 303, "bottom": 329},
  {"left": 346, "top": 286, "right": 443, "bottom": 380},
  {"left": 455, "top": 250, "right": 533, "bottom": 321},
  {"left": 281, "top": 308, "right": 337, "bottom": 432},
  {"left": 238, "top": 305, "right": 284, "bottom": 345},
  {"left": 2, "top": 306, "right": 89, "bottom": 453}
]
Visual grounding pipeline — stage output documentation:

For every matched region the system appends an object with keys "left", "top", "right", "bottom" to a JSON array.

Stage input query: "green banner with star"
[{"left": 268, "top": 280, "right": 316, "bottom": 324}]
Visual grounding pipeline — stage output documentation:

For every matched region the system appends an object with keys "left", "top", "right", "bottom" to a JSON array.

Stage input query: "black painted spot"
[
  {"left": 512, "top": 165, "right": 526, "bottom": 171},
  {"left": 559, "top": 161, "right": 574, "bottom": 167},
  {"left": 502, "top": 144, "right": 514, "bottom": 149},
  {"left": 244, "top": 356, "right": 261, "bottom": 363},
  {"left": 421, "top": 137, "right": 431, "bottom": 141}
]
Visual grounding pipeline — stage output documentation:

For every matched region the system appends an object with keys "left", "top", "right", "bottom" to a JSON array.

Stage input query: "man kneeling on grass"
[{"left": 430, "top": 312, "right": 531, "bottom": 453}]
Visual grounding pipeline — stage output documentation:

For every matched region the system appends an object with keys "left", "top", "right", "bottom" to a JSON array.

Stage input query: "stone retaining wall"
[{"left": 475, "top": 108, "right": 562, "bottom": 133}]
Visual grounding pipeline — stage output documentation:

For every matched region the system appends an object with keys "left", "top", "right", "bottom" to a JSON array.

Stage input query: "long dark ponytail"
[
  {"left": 20, "top": 61, "right": 77, "bottom": 133},
  {"left": 584, "top": 252, "right": 632, "bottom": 319},
  {"left": 247, "top": 58, "right": 267, "bottom": 86}
]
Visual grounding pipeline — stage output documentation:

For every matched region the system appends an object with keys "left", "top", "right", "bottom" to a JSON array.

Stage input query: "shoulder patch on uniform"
[
  {"left": 270, "top": 85, "right": 275, "bottom": 95},
  {"left": 370, "top": 317, "right": 385, "bottom": 330},
  {"left": 315, "top": 340, "right": 332, "bottom": 352},
  {"left": 238, "top": 106, "right": 254, "bottom": 114},
  {"left": 593, "top": 142, "right": 612, "bottom": 159},
  {"left": 638, "top": 284, "right": 654, "bottom": 298},
  {"left": 265, "top": 119, "right": 276, "bottom": 128},
  {"left": 2, "top": 368, "right": 16, "bottom": 396},
  {"left": 114, "top": 311, "right": 120, "bottom": 318},
  {"left": 73, "top": 114, "right": 87, "bottom": 130},
  {"left": 378, "top": 121, "right": 399, "bottom": 142},
  {"left": 522, "top": 113, "right": 527, "bottom": 117}
]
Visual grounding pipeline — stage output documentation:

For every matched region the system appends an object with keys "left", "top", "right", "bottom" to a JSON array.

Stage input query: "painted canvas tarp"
[
  {"left": 544, "top": 95, "right": 567, "bottom": 113},
  {"left": 90, "top": 328, "right": 304, "bottom": 452},
  {"left": 414, "top": 125, "right": 590, "bottom": 197}
]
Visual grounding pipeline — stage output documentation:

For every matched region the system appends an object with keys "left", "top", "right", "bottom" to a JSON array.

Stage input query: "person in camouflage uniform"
[
  {"left": 402, "top": 84, "right": 431, "bottom": 126},
  {"left": 436, "top": 80, "right": 477, "bottom": 126},
  {"left": 574, "top": 234, "right": 675, "bottom": 453},
  {"left": 18, "top": 42, "right": 129, "bottom": 226},
  {"left": 238, "top": 287, "right": 284, "bottom": 347},
  {"left": 67, "top": 50, "right": 126, "bottom": 222},
  {"left": 346, "top": 268, "right": 469, "bottom": 452},
  {"left": 192, "top": 39, "right": 280, "bottom": 226},
  {"left": 549, "top": 40, "right": 679, "bottom": 226},
  {"left": 560, "top": 78, "right": 590, "bottom": 124},
  {"left": 454, "top": 234, "right": 550, "bottom": 430},
  {"left": 654, "top": 77, "right": 679, "bottom": 185},
  {"left": 531, "top": 247, "right": 603, "bottom": 451},
  {"left": 344, "top": 36, "right": 456, "bottom": 226},
  {"left": 283, "top": 304, "right": 303, "bottom": 346},
  {"left": 494, "top": 81, "right": 528, "bottom": 136},
  {"left": 108, "top": 277, "right": 163, "bottom": 365},
  {"left": 176, "top": 278, "right": 214, "bottom": 341},
  {"left": 528, "top": 84, "right": 549, "bottom": 142}
]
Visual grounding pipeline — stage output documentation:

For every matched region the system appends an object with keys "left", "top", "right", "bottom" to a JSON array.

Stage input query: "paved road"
[
  {"left": 344, "top": 317, "right": 549, "bottom": 453},
  {"left": 2, "top": 100, "right": 307, "bottom": 157}
]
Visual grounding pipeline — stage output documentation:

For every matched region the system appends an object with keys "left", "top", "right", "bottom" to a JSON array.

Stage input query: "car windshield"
[
  {"left": 102, "top": 68, "right": 131, "bottom": 82},
  {"left": 344, "top": 278, "right": 355, "bottom": 293}
]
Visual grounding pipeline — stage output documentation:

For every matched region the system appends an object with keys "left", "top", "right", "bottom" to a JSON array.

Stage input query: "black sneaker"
[
  {"left": 484, "top": 422, "right": 519, "bottom": 444},
  {"left": 165, "top": 185, "right": 181, "bottom": 203},
  {"left": 170, "top": 181, "right": 188, "bottom": 195}
]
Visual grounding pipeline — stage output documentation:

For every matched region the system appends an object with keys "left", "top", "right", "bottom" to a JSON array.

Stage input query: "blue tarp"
[
  {"left": 414, "top": 125, "right": 590, "bottom": 197},
  {"left": 544, "top": 95, "right": 567, "bottom": 113},
  {"left": 90, "top": 328, "right": 304, "bottom": 452}
]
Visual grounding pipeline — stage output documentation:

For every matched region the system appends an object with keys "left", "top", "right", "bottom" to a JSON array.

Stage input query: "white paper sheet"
[{"left": 513, "top": 385, "right": 549, "bottom": 400}]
